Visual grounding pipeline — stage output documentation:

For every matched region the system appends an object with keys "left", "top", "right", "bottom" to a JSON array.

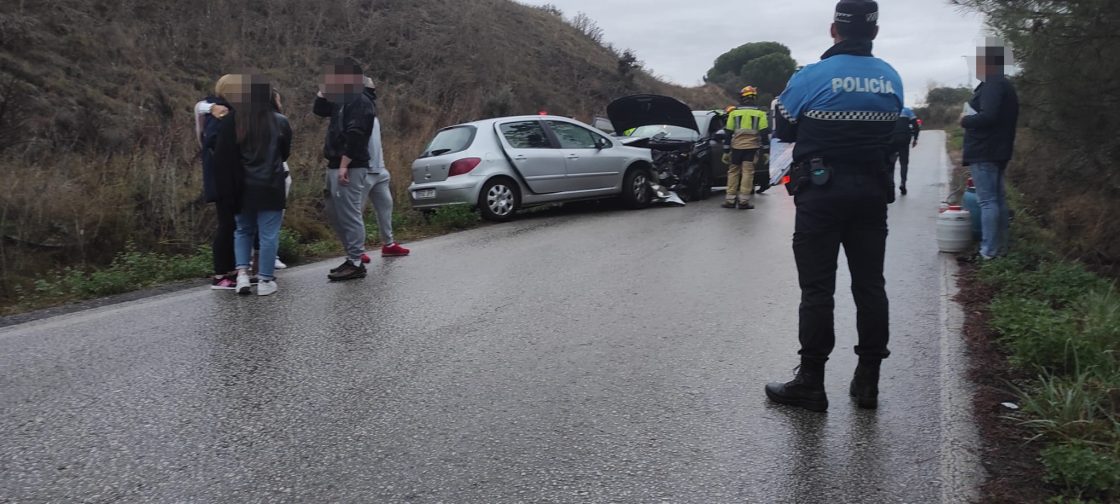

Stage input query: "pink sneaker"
[
  {"left": 210, "top": 276, "right": 237, "bottom": 290},
  {"left": 382, "top": 243, "right": 410, "bottom": 257}
]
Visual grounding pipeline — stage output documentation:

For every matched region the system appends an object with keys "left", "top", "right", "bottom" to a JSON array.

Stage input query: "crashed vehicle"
[
  {"left": 407, "top": 115, "right": 657, "bottom": 222},
  {"left": 607, "top": 95, "right": 718, "bottom": 202}
]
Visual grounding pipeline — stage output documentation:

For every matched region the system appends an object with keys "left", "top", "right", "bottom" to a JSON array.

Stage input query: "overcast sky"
[{"left": 518, "top": 0, "right": 987, "bottom": 105}]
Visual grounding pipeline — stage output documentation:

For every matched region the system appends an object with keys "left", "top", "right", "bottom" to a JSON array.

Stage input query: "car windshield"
[
  {"left": 420, "top": 126, "right": 476, "bottom": 158},
  {"left": 627, "top": 125, "right": 699, "bottom": 141}
]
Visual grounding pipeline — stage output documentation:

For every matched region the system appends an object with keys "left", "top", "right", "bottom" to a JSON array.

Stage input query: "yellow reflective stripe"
[{"left": 728, "top": 109, "right": 768, "bottom": 132}]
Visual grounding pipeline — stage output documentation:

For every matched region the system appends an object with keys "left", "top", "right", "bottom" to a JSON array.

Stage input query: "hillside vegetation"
[{"left": 0, "top": 0, "right": 729, "bottom": 302}]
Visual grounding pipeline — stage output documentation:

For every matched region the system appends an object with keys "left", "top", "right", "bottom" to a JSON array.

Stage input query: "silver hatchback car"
[{"left": 408, "top": 115, "right": 655, "bottom": 221}]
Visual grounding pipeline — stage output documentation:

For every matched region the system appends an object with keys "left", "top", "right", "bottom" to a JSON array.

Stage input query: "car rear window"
[{"left": 420, "top": 126, "right": 476, "bottom": 158}]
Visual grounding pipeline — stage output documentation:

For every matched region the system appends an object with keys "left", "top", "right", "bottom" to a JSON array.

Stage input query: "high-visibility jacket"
[{"left": 724, "top": 106, "right": 770, "bottom": 151}]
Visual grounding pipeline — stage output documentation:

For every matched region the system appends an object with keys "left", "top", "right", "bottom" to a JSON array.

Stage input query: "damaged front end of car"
[{"left": 607, "top": 95, "right": 706, "bottom": 203}]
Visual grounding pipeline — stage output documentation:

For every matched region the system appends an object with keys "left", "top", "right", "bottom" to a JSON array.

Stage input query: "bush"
[
  {"left": 1041, "top": 443, "right": 1120, "bottom": 501},
  {"left": 20, "top": 244, "right": 212, "bottom": 305},
  {"left": 278, "top": 228, "right": 302, "bottom": 264}
]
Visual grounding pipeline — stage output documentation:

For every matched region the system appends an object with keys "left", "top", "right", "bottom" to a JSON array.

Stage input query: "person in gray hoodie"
[{"left": 361, "top": 77, "right": 410, "bottom": 260}]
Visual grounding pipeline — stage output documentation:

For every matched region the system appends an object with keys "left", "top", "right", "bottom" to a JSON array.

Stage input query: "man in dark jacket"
[
  {"left": 888, "top": 107, "right": 920, "bottom": 195},
  {"left": 313, "top": 58, "right": 376, "bottom": 281},
  {"left": 961, "top": 40, "right": 1019, "bottom": 259}
]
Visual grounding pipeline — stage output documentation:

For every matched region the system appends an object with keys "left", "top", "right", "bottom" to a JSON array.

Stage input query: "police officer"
[
  {"left": 889, "top": 106, "right": 921, "bottom": 195},
  {"left": 722, "top": 86, "right": 770, "bottom": 209},
  {"left": 764, "top": 0, "right": 903, "bottom": 412}
]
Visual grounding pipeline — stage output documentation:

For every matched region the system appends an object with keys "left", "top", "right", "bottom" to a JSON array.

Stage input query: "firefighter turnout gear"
[{"left": 723, "top": 104, "right": 770, "bottom": 206}]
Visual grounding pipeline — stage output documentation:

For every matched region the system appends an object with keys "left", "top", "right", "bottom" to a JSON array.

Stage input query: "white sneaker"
[
  {"left": 274, "top": 258, "right": 288, "bottom": 269},
  {"left": 236, "top": 273, "right": 252, "bottom": 295},
  {"left": 257, "top": 279, "right": 278, "bottom": 296}
]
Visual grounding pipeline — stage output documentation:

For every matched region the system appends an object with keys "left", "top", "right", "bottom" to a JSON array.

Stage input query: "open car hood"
[{"left": 607, "top": 94, "right": 699, "bottom": 134}]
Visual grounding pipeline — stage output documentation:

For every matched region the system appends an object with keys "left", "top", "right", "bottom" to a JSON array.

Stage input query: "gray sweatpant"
[
  {"left": 324, "top": 168, "right": 369, "bottom": 262},
  {"left": 365, "top": 170, "right": 394, "bottom": 245}
]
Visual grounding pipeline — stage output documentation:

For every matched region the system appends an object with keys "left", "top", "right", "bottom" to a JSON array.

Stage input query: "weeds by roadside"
[
  {"left": 973, "top": 206, "right": 1120, "bottom": 502},
  {"left": 6, "top": 205, "right": 487, "bottom": 316}
]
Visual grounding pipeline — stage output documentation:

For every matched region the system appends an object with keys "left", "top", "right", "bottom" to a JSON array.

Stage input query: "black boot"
[
  {"left": 765, "top": 359, "right": 828, "bottom": 412},
  {"left": 849, "top": 358, "right": 881, "bottom": 409}
]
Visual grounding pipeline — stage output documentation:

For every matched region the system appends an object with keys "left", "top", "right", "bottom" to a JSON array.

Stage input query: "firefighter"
[{"left": 722, "top": 86, "right": 771, "bottom": 209}]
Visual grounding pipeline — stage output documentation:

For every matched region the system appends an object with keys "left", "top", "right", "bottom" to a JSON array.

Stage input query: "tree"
[
  {"left": 739, "top": 53, "right": 797, "bottom": 99},
  {"left": 912, "top": 86, "right": 972, "bottom": 128},
  {"left": 618, "top": 49, "right": 640, "bottom": 83},
  {"left": 705, "top": 42, "right": 797, "bottom": 98}
]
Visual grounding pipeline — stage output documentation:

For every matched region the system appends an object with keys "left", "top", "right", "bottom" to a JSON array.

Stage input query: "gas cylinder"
[{"left": 937, "top": 205, "right": 974, "bottom": 253}]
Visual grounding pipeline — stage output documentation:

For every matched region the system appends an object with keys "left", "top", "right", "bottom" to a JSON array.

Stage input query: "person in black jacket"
[
  {"left": 212, "top": 74, "right": 292, "bottom": 296},
  {"left": 197, "top": 75, "right": 238, "bottom": 290},
  {"left": 313, "top": 58, "right": 376, "bottom": 281},
  {"left": 961, "top": 39, "right": 1019, "bottom": 260},
  {"left": 888, "top": 107, "right": 920, "bottom": 195}
]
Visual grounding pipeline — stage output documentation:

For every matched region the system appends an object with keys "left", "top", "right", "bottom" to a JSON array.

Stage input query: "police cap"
[{"left": 834, "top": 0, "right": 878, "bottom": 40}]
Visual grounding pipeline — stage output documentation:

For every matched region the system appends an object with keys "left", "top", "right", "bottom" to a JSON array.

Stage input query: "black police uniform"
[{"left": 773, "top": 39, "right": 904, "bottom": 366}]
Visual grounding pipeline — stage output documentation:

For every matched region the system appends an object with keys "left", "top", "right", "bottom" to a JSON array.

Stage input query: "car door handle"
[
  {"left": 566, "top": 154, "right": 580, "bottom": 160},
  {"left": 513, "top": 155, "right": 528, "bottom": 161}
]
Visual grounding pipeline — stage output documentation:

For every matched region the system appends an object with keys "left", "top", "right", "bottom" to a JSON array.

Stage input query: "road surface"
[{"left": 1, "top": 133, "right": 976, "bottom": 503}]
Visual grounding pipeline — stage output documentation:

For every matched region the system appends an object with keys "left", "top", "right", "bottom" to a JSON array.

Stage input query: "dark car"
[
  {"left": 608, "top": 95, "right": 770, "bottom": 201},
  {"left": 607, "top": 95, "right": 717, "bottom": 201},
  {"left": 708, "top": 114, "right": 772, "bottom": 193}
]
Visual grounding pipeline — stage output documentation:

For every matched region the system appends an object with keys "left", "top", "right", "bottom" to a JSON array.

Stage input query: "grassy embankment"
[
  {"left": 948, "top": 138, "right": 1119, "bottom": 501},
  {"left": 8, "top": 204, "right": 480, "bottom": 314}
]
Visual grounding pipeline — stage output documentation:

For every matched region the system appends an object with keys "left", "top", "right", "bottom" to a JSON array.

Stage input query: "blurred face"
[
  {"left": 323, "top": 68, "right": 363, "bottom": 102},
  {"left": 976, "top": 37, "right": 1011, "bottom": 80},
  {"left": 221, "top": 74, "right": 250, "bottom": 104}
]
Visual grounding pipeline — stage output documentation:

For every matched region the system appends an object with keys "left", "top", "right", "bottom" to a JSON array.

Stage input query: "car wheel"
[
  {"left": 478, "top": 177, "right": 520, "bottom": 222},
  {"left": 622, "top": 167, "right": 652, "bottom": 209}
]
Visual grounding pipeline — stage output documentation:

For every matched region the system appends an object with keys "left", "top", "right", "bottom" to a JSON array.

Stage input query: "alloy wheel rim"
[
  {"left": 633, "top": 174, "right": 648, "bottom": 203},
  {"left": 488, "top": 185, "right": 513, "bottom": 216}
]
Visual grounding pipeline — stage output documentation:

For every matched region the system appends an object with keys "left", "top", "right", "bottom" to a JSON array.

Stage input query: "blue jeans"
[
  {"left": 235, "top": 210, "right": 283, "bottom": 280},
  {"left": 971, "top": 162, "right": 1010, "bottom": 257}
]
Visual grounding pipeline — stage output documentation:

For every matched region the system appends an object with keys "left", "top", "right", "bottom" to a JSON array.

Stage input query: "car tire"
[
  {"left": 478, "top": 177, "right": 520, "bottom": 222},
  {"left": 621, "top": 167, "right": 652, "bottom": 209}
]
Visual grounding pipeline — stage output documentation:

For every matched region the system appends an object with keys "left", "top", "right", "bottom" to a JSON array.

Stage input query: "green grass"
[
  {"left": 15, "top": 244, "right": 212, "bottom": 308},
  {"left": 979, "top": 204, "right": 1120, "bottom": 501},
  {"left": 7, "top": 206, "right": 487, "bottom": 315}
]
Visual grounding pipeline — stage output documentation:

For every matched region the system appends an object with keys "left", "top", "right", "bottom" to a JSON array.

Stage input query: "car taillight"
[{"left": 448, "top": 157, "right": 482, "bottom": 177}]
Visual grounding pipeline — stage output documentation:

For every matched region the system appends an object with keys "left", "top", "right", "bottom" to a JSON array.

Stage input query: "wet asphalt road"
[{"left": 2, "top": 133, "right": 964, "bottom": 503}]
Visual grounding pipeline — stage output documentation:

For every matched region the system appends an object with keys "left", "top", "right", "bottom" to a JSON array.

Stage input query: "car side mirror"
[{"left": 595, "top": 137, "right": 608, "bottom": 150}]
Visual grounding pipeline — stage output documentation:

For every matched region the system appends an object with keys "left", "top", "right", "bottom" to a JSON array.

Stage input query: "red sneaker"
[
  {"left": 382, "top": 243, "right": 410, "bottom": 257},
  {"left": 360, "top": 253, "right": 371, "bottom": 264}
]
